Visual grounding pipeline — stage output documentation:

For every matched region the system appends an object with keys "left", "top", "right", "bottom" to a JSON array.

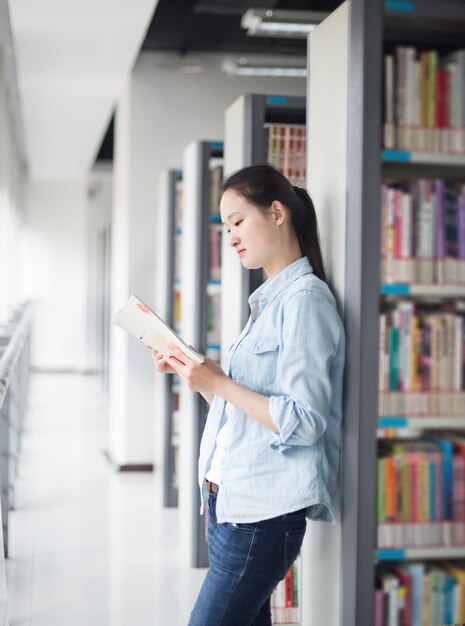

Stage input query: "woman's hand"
[
  {"left": 151, "top": 348, "right": 177, "bottom": 374},
  {"left": 165, "top": 344, "right": 227, "bottom": 395}
]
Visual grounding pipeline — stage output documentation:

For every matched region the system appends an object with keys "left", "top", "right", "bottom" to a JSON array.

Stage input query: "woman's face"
[{"left": 220, "top": 189, "right": 283, "bottom": 273}]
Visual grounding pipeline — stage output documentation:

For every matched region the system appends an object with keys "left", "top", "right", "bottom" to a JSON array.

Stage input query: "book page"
[{"left": 113, "top": 294, "right": 204, "bottom": 364}]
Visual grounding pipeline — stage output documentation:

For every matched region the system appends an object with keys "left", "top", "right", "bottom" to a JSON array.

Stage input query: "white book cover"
[
  {"left": 113, "top": 294, "right": 204, "bottom": 364},
  {"left": 401, "top": 192, "right": 412, "bottom": 258}
]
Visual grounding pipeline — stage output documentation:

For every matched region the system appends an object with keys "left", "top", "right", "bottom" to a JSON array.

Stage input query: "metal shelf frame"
[
  {"left": 179, "top": 140, "right": 223, "bottom": 569},
  {"left": 162, "top": 169, "right": 182, "bottom": 509},
  {"left": 340, "top": 2, "right": 465, "bottom": 625}
]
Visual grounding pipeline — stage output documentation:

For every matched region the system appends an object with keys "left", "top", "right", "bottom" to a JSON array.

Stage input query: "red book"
[
  {"left": 394, "top": 568, "right": 412, "bottom": 626},
  {"left": 435, "top": 69, "right": 448, "bottom": 128},
  {"left": 285, "top": 568, "right": 293, "bottom": 608},
  {"left": 288, "top": 127, "right": 295, "bottom": 181}
]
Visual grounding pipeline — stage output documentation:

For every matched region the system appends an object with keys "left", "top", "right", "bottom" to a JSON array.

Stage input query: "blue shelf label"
[
  {"left": 380, "top": 284, "right": 410, "bottom": 296},
  {"left": 208, "top": 280, "right": 221, "bottom": 286},
  {"left": 382, "top": 150, "right": 411, "bottom": 162},
  {"left": 385, "top": 0, "right": 414, "bottom": 12},
  {"left": 267, "top": 96, "right": 288, "bottom": 105},
  {"left": 210, "top": 142, "right": 224, "bottom": 150},
  {"left": 378, "top": 417, "right": 407, "bottom": 428},
  {"left": 209, "top": 215, "right": 222, "bottom": 223},
  {"left": 207, "top": 344, "right": 221, "bottom": 350},
  {"left": 376, "top": 550, "right": 405, "bottom": 561}
]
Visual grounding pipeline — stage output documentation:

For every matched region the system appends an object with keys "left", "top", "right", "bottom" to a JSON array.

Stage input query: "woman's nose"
[{"left": 229, "top": 233, "right": 239, "bottom": 247}]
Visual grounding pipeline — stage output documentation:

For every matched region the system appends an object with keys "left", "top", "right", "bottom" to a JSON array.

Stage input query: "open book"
[{"left": 112, "top": 294, "right": 204, "bottom": 364}]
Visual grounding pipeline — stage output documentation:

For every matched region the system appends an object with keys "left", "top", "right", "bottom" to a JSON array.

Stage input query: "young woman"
[{"left": 152, "top": 164, "right": 345, "bottom": 626}]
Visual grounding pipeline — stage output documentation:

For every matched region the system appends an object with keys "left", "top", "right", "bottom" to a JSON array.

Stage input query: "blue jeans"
[{"left": 188, "top": 491, "right": 307, "bottom": 626}]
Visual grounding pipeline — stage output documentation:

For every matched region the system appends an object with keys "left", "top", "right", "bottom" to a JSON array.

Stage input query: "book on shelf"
[
  {"left": 378, "top": 301, "right": 465, "bottom": 416},
  {"left": 271, "top": 559, "right": 300, "bottom": 625},
  {"left": 375, "top": 561, "right": 465, "bottom": 626},
  {"left": 383, "top": 46, "right": 465, "bottom": 154},
  {"left": 206, "top": 159, "right": 223, "bottom": 364},
  {"left": 208, "top": 224, "right": 222, "bottom": 282},
  {"left": 380, "top": 180, "right": 465, "bottom": 285},
  {"left": 376, "top": 434, "right": 465, "bottom": 549},
  {"left": 175, "top": 178, "right": 184, "bottom": 230},
  {"left": 265, "top": 123, "right": 306, "bottom": 188},
  {"left": 113, "top": 294, "right": 204, "bottom": 364},
  {"left": 209, "top": 165, "right": 223, "bottom": 216}
]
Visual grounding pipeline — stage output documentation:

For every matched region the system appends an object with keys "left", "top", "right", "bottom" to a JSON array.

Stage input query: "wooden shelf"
[
  {"left": 380, "top": 284, "right": 465, "bottom": 297},
  {"left": 206, "top": 280, "right": 221, "bottom": 296},
  {"left": 378, "top": 416, "right": 465, "bottom": 430},
  {"left": 384, "top": 0, "right": 465, "bottom": 21},
  {"left": 382, "top": 150, "right": 465, "bottom": 166},
  {"left": 381, "top": 150, "right": 465, "bottom": 167},
  {"left": 376, "top": 547, "right": 465, "bottom": 561}
]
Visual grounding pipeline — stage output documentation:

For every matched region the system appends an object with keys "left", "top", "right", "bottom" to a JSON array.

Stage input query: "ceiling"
[
  {"left": 96, "top": 0, "right": 343, "bottom": 162},
  {"left": 8, "top": 0, "right": 342, "bottom": 178},
  {"left": 8, "top": 0, "right": 159, "bottom": 179},
  {"left": 142, "top": 0, "right": 341, "bottom": 56}
]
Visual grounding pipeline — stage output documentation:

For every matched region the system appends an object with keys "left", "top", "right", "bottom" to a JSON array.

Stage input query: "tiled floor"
[{"left": 6, "top": 373, "right": 206, "bottom": 626}]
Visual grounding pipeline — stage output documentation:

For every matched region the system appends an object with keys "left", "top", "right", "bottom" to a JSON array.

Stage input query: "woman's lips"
[{"left": 237, "top": 248, "right": 246, "bottom": 256}]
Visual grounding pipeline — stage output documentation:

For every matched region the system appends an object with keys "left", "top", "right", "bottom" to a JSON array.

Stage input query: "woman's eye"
[{"left": 234, "top": 220, "right": 243, "bottom": 227}]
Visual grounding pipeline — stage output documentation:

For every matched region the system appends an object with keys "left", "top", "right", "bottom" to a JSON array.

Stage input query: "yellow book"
[{"left": 422, "top": 572, "right": 431, "bottom": 626}]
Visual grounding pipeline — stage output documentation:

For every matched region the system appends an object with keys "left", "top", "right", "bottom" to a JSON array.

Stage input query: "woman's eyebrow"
[{"left": 222, "top": 211, "right": 241, "bottom": 224}]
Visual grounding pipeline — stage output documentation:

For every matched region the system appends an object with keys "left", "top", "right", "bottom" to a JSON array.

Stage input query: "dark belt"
[{"left": 204, "top": 478, "right": 219, "bottom": 494}]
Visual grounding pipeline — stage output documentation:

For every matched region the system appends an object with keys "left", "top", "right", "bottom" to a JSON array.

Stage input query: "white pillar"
[{"left": 108, "top": 72, "right": 156, "bottom": 468}]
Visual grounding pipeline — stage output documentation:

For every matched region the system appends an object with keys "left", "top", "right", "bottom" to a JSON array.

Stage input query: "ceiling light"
[
  {"left": 241, "top": 9, "right": 329, "bottom": 39},
  {"left": 222, "top": 57, "right": 307, "bottom": 78}
]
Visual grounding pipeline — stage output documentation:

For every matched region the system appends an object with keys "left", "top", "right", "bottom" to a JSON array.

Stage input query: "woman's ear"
[{"left": 271, "top": 201, "right": 287, "bottom": 226}]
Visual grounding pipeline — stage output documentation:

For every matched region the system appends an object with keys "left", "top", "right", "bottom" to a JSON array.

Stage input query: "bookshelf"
[
  {"left": 312, "top": 1, "right": 465, "bottom": 625},
  {"left": 156, "top": 169, "right": 183, "bottom": 509},
  {"left": 222, "top": 93, "right": 306, "bottom": 366},
  {"left": 222, "top": 93, "right": 306, "bottom": 625},
  {"left": 178, "top": 140, "right": 223, "bottom": 569}
]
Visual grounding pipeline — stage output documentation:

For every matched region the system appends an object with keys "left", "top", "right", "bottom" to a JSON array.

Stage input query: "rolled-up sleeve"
[{"left": 268, "top": 289, "right": 342, "bottom": 453}]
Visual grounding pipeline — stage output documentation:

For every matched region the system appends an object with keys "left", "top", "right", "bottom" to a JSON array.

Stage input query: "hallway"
[{"left": 5, "top": 373, "right": 206, "bottom": 626}]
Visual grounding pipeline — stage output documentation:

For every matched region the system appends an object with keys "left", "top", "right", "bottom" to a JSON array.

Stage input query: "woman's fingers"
[{"left": 151, "top": 349, "right": 176, "bottom": 373}]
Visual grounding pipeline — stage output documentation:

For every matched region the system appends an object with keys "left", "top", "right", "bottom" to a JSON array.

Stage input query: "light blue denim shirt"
[{"left": 198, "top": 256, "right": 345, "bottom": 524}]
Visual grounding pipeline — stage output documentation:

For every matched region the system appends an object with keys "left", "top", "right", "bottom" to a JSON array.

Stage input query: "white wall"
[
  {"left": 0, "top": 48, "right": 26, "bottom": 323},
  {"left": 84, "top": 165, "right": 112, "bottom": 373},
  {"left": 134, "top": 54, "right": 306, "bottom": 291},
  {"left": 109, "top": 51, "right": 306, "bottom": 467},
  {"left": 20, "top": 179, "right": 88, "bottom": 370}
]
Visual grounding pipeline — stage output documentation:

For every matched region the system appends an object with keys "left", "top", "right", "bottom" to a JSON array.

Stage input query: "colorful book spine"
[
  {"left": 271, "top": 558, "right": 300, "bottom": 624},
  {"left": 380, "top": 179, "right": 465, "bottom": 285},
  {"left": 266, "top": 123, "right": 307, "bottom": 188},
  {"left": 376, "top": 562, "right": 465, "bottom": 626},
  {"left": 383, "top": 46, "right": 465, "bottom": 154},
  {"left": 377, "top": 436, "right": 465, "bottom": 549}
]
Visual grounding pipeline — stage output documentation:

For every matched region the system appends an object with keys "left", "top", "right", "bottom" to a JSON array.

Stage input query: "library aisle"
[{"left": 5, "top": 373, "right": 206, "bottom": 626}]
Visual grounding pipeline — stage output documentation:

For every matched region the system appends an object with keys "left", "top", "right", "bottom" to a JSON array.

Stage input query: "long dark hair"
[{"left": 223, "top": 164, "right": 327, "bottom": 283}]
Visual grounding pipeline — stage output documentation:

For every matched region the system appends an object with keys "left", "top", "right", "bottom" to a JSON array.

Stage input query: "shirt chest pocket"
[{"left": 236, "top": 337, "right": 279, "bottom": 388}]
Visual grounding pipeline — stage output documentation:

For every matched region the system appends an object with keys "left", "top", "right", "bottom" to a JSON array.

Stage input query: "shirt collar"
[{"left": 248, "top": 257, "right": 313, "bottom": 309}]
